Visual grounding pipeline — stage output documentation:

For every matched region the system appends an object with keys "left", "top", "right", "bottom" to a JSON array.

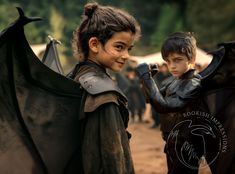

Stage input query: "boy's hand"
[
  {"left": 150, "top": 64, "right": 158, "bottom": 76},
  {"left": 135, "top": 63, "right": 158, "bottom": 78},
  {"left": 135, "top": 63, "right": 150, "bottom": 78}
]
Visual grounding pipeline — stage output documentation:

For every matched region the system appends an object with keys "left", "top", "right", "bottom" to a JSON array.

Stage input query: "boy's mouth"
[{"left": 171, "top": 71, "right": 178, "bottom": 74}]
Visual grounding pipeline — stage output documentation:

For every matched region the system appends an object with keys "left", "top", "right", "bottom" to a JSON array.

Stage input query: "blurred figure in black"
[
  {"left": 150, "top": 63, "right": 171, "bottom": 128},
  {"left": 125, "top": 66, "right": 146, "bottom": 123}
]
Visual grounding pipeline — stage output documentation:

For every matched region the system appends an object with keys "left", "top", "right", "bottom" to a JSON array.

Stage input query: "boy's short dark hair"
[{"left": 161, "top": 32, "right": 197, "bottom": 61}]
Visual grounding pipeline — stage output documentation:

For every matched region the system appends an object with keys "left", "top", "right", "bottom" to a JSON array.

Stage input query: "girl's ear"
[{"left": 88, "top": 37, "right": 99, "bottom": 53}]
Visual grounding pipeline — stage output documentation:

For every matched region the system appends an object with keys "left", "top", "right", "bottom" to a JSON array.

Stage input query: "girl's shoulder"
[
  {"left": 76, "top": 66, "right": 127, "bottom": 112},
  {"left": 78, "top": 70, "right": 125, "bottom": 97},
  {"left": 84, "top": 92, "right": 120, "bottom": 112}
]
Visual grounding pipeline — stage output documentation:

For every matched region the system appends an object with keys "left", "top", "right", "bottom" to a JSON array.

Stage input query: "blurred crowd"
[{"left": 110, "top": 60, "right": 207, "bottom": 129}]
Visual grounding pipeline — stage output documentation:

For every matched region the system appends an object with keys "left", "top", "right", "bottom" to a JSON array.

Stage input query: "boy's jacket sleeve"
[{"left": 0, "top": 8, "right": 82, "bottom": 173}]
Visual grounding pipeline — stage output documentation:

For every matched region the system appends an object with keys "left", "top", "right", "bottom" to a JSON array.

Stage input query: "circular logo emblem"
[{"left": 166, "top": 111, "right": 227, "bottom": 170}]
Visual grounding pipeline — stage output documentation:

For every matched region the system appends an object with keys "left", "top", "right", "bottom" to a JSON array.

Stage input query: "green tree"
[
  {"left": 150, "top": 3, "right": 183, "bottom": 51},
  {"left": 186, "top": 0, "right": 235, "bottom": 50}
]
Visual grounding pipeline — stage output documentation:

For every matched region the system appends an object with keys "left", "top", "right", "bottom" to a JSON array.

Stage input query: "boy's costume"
[
  {"left": 137, "top": 65, "right": 202, "bottom": 173},
  {"left": 0, "top": 8, "right": 133, "bottom": 173},
  {"left": 136, "top": 41, "right": 235, "bottom": 173}
]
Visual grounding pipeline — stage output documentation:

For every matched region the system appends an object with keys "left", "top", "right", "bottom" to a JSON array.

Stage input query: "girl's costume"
[{"left": 69, "top": 60, "right": 134, "bottom": 173}]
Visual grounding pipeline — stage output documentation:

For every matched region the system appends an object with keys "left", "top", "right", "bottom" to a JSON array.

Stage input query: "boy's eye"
[{"left": 174, "top": 59, "right": 182, "bottom": 62}]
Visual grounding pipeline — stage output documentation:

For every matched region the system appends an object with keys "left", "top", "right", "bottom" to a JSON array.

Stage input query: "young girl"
[
  {"left": 136, "top": 32, "right": 202, "bottom": 174},
  {"left": 68, "top": 2, "right": 140, "bottom": 174}
]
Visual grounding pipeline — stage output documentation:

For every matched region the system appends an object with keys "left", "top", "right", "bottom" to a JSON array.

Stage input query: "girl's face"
[
  {"left": 165, "top": 53, "right": 194, "bottom": 77},
  {"left": 89, "top": 31, "right": 135, "bottom": 72}
]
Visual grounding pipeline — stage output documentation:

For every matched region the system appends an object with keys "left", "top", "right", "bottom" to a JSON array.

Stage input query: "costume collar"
[
  {"left": 179, "top": 69, "right": 196, "bottom": 79},
  {"left": 80, "top": 59, "right": 106, "bottom": 73}
]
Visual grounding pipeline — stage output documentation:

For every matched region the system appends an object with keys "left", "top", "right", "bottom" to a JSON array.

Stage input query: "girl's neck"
[{"left": 86, "top": 59, "right": 106, "bottom": 72}]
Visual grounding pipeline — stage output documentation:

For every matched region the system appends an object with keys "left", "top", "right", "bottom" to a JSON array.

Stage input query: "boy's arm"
[{"left": 136, "top": 63, "right": 200, "bottom": 113}]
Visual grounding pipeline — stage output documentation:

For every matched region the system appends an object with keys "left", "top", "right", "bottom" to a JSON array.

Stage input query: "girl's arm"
[{"left": 82, "top": 102, "right": 134, "bottom": 174}]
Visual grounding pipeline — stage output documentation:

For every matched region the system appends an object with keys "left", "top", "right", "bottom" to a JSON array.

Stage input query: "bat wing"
[
  {"left": 42, "top": 35, "right": 64, "bottom": 75},
  {"left": 199, "top": 42, "right": 235, "bottom": 173},
  {"left": 200, "top": 41, "right": 235, "bottom": 89},
  {"left": 0, "top": 8, "right": 82, "bottom": 173}
]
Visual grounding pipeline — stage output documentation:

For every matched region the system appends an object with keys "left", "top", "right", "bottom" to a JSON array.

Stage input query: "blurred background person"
[
  {"left": 150, "top": 63, "right": 171, "bottom": 128},
  {"left": 125, "top": 66, "right": 146, "bottom": 123}
]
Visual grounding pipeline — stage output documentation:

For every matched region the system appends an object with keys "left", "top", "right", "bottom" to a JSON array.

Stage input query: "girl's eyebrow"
[
  {"left": 114, "top": 41, "right": 134, "bottom": 48},
  {"left": 114, "top": 41, "right": 126, "bottom": 45},
  {"left": 129, "top": 45, "right": 134, "bottom": 49}
]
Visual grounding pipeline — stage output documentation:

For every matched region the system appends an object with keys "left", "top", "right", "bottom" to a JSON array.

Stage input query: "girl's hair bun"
[{"left": 84, "top": 2, "right": 98, "bottom": 18}]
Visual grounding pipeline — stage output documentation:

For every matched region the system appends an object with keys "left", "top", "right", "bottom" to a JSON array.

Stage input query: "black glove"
[
  {"left": 136, "top": 63, "right": 158, "bottom": 78},
  {"left": 150, "top": 64, "right": 158, "bottom": 77}
]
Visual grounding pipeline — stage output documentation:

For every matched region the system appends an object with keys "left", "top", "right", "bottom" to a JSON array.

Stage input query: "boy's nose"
[{"left": 170, "top": 63, "right": 176, "bottom": 69}]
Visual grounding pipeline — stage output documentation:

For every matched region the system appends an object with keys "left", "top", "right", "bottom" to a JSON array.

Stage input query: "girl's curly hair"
[{"left": 72, "top": 2, "right": 140, "bottom": 62}]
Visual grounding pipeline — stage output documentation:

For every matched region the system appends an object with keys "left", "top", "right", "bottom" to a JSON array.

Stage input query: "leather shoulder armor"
[
  {"left": 176, "top": 75, "right": 201, "bottom": 99},
  {"left": 79, "top": 71, "right": 126, "bottom": 98}
]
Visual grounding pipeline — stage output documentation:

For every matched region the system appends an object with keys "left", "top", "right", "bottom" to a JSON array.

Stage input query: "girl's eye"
[{"left": 115, "top": 45, "right": 124, "bottom": 51}]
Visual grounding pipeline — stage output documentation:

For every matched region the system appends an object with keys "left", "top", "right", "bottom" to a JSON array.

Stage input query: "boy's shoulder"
[{"left": 176, "top": 72, "right": 201, "bottom": 99}]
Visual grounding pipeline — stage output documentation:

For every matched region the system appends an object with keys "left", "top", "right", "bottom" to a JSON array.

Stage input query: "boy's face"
[
  {"left": 89, "top": 31, "right": 135, "bottom": 72},
  {"left": 165, "top": 53, "right": 193, "bottom": 77}
]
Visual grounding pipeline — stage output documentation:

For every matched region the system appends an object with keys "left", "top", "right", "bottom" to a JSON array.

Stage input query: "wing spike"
[{"left": 16, "top": 7, "right": 42, "bottom": 26}]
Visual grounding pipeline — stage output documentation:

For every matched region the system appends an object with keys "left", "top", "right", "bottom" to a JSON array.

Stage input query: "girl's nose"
[{"left": 121, "top": 51, "right": 129, "bottom": 60}]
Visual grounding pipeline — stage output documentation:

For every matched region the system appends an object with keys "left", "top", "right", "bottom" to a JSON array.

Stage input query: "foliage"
[
  {"left": 0, "top": 0, "right": 235, "bottom": 57},
  {"left": 150, "top": 3, "right": 183, "bottom": 52},
  {"left": 186, "top": 0, "right": 235, "bottom": 50}
]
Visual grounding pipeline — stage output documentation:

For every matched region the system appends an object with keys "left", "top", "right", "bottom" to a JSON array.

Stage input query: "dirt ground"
[
  {"left": 129, "top": 122, "right": 167, "bottom": 174},
  {"left": 128, "top": 105, "right": 212, "bottom": 174}
]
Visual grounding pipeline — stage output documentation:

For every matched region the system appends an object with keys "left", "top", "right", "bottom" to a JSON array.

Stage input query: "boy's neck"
[{"left": 178, "top": 69, "right": 195, "bottom": 79}]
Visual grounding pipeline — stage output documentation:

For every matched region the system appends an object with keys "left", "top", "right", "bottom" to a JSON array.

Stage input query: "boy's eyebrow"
[
  {"left": 173, "top": 56, "right": 184, "bottom": 59},
  {"left": 168, "top": 56, "right": 184, "bottom": 59}
]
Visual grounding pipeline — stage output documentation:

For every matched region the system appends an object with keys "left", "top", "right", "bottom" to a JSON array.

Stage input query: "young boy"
[{"left": 136, "top": 32, "right": 201, "bottom": 174}]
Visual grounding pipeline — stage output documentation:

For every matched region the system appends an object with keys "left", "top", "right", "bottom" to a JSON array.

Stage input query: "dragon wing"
[{"left": 0, "top": 8, "right": 82, "bottom": 173}]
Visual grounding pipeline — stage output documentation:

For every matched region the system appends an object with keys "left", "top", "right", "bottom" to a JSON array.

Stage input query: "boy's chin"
[{"left": 171, "top": 73, "right": 181, "bottom": 77}]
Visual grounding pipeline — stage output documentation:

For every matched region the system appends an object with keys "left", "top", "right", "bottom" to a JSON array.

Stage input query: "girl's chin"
[
  {"left": 112, "top": 68, "right": 122, "bottom": 72},
  {"left": 111, "top": 65, "right": 124, "bottom": 72}
]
